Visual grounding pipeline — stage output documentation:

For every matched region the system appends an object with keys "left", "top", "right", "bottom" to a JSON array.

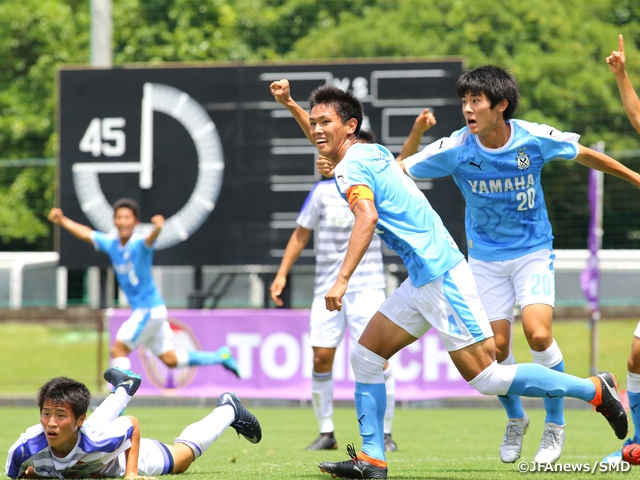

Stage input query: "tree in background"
[
  {"left": 0, "top": 0, "right": 89, "bottom": 249},
  {"left": 1, "top": 0, "right": 640, "bottom": 248}
]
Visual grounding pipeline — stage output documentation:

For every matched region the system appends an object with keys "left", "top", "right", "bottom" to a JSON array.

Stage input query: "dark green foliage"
[{"left": 2, "top": 0, "right": 640, "bottom": 249}]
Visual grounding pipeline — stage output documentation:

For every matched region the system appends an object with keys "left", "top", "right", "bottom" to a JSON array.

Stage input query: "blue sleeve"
[
  {"left": 5, "top": 429, "right": 46, "bottom": 479},
  {"left": 91, "top": 231, "right": 111, "bottom": 253},
  {"left": 404, "top": 132, "right": 466, "bottom": 179},
  {"left": 535, "top": 133, "right": 579, "bottom": 164},
  {"left": 519, "top": 121, "right": 580, "bottom": 164},
  {"left": 344, "top": 156, "right": 376, "bottom": 190}
]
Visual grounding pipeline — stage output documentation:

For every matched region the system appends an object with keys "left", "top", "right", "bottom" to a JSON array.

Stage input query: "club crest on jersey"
[{"left": 515, "top": 148, "right": 530, "bottom": 170}]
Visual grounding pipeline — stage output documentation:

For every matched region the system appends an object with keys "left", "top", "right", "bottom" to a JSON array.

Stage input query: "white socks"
[
  {"left": 175, "top": 405, "right": 235, "bottom": 458},
  {"left": 350, "top": 343, "right": 386, "bottom": 384},
  {"left": 530, "top": 340, "right": 563, "bottom": 368},
  {"left": 383, "top": 365, "right": 395, "bottom": 435},
  {"left": 469, "top": 361, "right": 517, "bottom": 396},
  {"left": 110, "top": 356, "right": 132, "bottom": 371},
  {"left": 312, "top": 371, "right": 334, "bottom": 433},
  {"left": 176, "top": 349, "right": 190, "bottom": 368},
  {"left": 86, "top": 388, "right": 131, "bottom": 427}
]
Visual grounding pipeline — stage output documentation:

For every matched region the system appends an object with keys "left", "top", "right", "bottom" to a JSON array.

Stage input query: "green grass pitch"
[
  {"left": 0, "top": 406, "right": 632, "bottom": 479},
  {"left": 0, "top": 319, "right": 637, "bottom": 478}
]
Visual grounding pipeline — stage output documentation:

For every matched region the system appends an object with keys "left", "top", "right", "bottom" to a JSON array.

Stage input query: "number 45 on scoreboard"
[{"left": 79, "top": 117, "right": 126, "bottom": 158}]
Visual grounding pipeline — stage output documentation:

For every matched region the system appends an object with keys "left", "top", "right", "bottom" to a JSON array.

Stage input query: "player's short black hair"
[
  {"left": 455, "top": 65, "right": 520, "bottom": 120},
  {"left": 308, "top": 84, "right": 363, "bottom": 137},
  {"left": 112, "top": 198, "right": 139, "bottom": 219},
  {"left": 37, "top": 377, "right": 91, "bottom": 420},
  {"left": 358, "top": 129, "right": 376, "bottom": 144}
]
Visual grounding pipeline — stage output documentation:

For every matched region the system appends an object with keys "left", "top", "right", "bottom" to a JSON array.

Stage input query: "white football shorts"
[
  {"left": 115, "top": 305, "right": 174, "bottom": 356},
  {"left": 378, "top": 260, "right": 493, "bottom": 352},
  {"left": 309, "top": 288, "right": 386, "bottom": 348},
  {"left": 116, "top": 438, "right": 175, "bottom": 476},
  {"left": 468, "top": 249, "right": 556, "bottom": 323}
]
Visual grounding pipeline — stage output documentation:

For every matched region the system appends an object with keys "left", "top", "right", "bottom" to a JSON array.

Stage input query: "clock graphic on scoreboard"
[
  {"left": 71, "top": 82, "right": 224, "bottom": 250},
  {"left": 58, "top": 67, "right": 242, "bottom": 268}
]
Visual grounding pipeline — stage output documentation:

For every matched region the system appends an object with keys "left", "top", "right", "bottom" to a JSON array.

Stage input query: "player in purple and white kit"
[
  {"left": 48, "top": 199, "right": 240, "bottom": 377},
  {"left": 6, "top": 368, "right": 261, "bottom": 479},
  {"left": 401, "top": 65, "right": 640, "bottom": 464}
]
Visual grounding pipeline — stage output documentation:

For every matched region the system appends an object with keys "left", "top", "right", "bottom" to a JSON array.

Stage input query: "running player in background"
[
  {"left": 269, "top": 80, "right": 435, "bottom": 452},
  {"left": 5, "top": 368, "right": 261, "bottom": 479},
  {"left": 603, "top": 33, "right": 640, "bottom": 467},
  {"left": 48, "top": 200, "right": 240, "bottom": 378},
  {"left": 398, "top": 64, "right": 640, "bottom": 465}
]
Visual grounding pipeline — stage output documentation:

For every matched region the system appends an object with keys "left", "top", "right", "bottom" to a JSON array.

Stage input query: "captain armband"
[{"left": 346, "top": 185, "right": 374, "bottom": 210}]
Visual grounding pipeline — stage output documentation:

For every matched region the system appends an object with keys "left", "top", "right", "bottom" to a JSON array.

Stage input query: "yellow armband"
[{"left": 346, "top": 185, "right": 374, "bottom": 210}]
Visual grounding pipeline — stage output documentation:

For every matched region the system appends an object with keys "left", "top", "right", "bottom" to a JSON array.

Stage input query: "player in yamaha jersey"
[{"left": 401, "top": 65, "right": 640, "bottom": 465}]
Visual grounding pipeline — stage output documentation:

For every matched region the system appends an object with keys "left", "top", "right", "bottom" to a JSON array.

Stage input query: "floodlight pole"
[
  {"left": 91, "top": 0, "right": 112, "bottom": 391},
  {"left": 90, "top": 0, "right": 113, "bottom": 67}
]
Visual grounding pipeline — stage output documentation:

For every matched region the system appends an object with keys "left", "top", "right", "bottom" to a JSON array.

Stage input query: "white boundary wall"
[
  {"left": 0, "top": 252, "right": 62, "bottom": 309},
  {"left": 2, "top": 250, "right": 640, "bottom": 309}
]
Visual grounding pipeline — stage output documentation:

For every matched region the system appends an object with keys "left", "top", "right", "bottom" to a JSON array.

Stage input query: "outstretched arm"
[
  {"left": 145, "top": 215, "right": 164, "bottom": 247},
  {"left": 47, "top": 208, "right": 93, "bottom": 244},
  {"left": 575, "top": 144, "right": 640, "bottom": 188},
  {"left": 270, "top": 226, "right": 311, "bottom": 307},
  {"left": 396, "top": 108, "right": 437, "bottom": 161},
  {"left": 270, "top": 79, "right": 315, "bottom": 145},
  {"left": 606, "top": 34, "right": 640, "bottom": 134}
]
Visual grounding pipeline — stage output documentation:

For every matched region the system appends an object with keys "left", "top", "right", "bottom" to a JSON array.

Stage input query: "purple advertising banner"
[{"left": 108, "top": 309, "right": 480, "bottom": 401}]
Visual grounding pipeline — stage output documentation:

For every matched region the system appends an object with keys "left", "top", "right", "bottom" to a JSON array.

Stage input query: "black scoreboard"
[{"left": 58, "top": 59, "right": 466, "bottom": 268}]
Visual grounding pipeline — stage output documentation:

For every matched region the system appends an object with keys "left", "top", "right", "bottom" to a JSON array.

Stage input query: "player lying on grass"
[
  {"left": 273, "top": 79, "right": 628, "bottom": 479},
  {"left": 48, "top": 201, "right": 240, "bottom": 378},
  {"left": 5, "top": 368, "right": 262, "bottom": 479}
]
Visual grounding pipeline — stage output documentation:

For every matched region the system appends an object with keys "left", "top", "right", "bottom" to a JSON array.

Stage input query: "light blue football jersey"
[
  {"left": 334, "top": 143, "right": 464, "bottom": 287},
  {"left": 404, "top": 119, "right": 580, "bottom": 261},
  {"left": 91, "top": 232, "right": 165, "bottom": 309}
]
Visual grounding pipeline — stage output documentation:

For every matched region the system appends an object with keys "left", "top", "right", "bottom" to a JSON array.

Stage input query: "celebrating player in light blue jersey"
[
  {"left": 48, "top": 200, "right": 240, "bottom": 378},
  {"left": 603, "top": 34, "right": 640, "bottom": 467},
  {"left": 279, "top": 82, "right": 627, "bottom": 480},
  {"left": 400, "top": 65, "right": 640, "bottom": 465},
  {"left": 269, "top": 79, "right": 436, "bottom": 453}
]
